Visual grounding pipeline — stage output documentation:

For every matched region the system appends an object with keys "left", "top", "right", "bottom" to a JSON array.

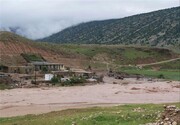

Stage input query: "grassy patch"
[
  {"left": 123, "top": 48, "right": 151, "bottom": 59},
  {"left": 21, "top": 53, "right": 45, "bottom": 62},
  {"left": 34, "top": 43, "right": 178, "bottom": 65},
  {"left": 0, "top": 84, "right": 11, "bottom": 90},
  {"left": 0, "top": 31, "right": 32, "bottom": 43},
  {"left": 1, "top": 103, "right": 179, "bottom": 125}
]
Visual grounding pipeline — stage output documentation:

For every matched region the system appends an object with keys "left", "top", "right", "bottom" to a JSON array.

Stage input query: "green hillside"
[
  {"left": 1, "top": 31, "right": 179, "bottom": 67},
  {"left": 0, "top": 31, "right": 32, "bottom": 43},
  {"left": 0, "top": 32, "right": 179, "bottom": 80},
  {"left": 35, "top": 43, "right": 179, "bottom": 66},
  {"left": 39, "top": 7, "right": 180, "bottom": 47}
]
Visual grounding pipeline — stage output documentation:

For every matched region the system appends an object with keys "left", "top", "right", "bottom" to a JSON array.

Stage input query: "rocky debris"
[
  {"left": 120, "top": 82, "right": 129, "bottom": 85},
  {"left": 172, "top": 85, "right": 180, "bottom": 88},
  {"left": 114, "top": 91, "right": 120, "bottom": 94},
  {"left": 107, "top": 71, "right": 143, "bottom": 79},
  {"left": 157, "top": 105, "right": 180, "bottom": 125},
  {"left": 114, "top": 75, "right": 124, "bottom": 80},
  {"left": 0, "top": 74, "right": 13, "bottom": 84},
  {"left": 133, "top": 107, "right": 145, "bottom": 112},
  {"left": 145, "top": 105, "right": 180, "bottom": 125},
  {"left": 0, "top": 74, "right": 21, "bottom": 89},
  {"left": 72, "top": 122, "right": 77, "bottom": 125},
  {"left": 146, "top": 88, "right": 159, "bottom": 93},
  {"left": 144, "top": 123, "right": 157, "bottom": 125},
  {"left": 131, "top": 87, "right": 141, "bottom": 90},
  {"left": 113, "top": 82, "right": 118, "bottom": 84}
]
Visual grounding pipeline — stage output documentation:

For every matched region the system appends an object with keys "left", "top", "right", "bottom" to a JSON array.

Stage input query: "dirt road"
[
  {"left": 137, "top": 58, "right": 180, "bottom": 67},
  {"left": 0, "top": 77, "right": 179, "bottom": 117}
]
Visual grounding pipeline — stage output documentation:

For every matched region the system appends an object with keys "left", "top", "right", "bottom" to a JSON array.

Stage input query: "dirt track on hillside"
[
  {"left": 0, "top": 77, "right": 179, "bottom": 117},
  {"left": 137, "top": 57, "right": 180, "bottom": 66}
]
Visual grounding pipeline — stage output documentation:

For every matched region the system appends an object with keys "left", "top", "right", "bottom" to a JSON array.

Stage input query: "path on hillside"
[
  {"left": 95, "top": 57, "right": 180, "bottom": 70},
  {"left": 137, "top": 57, "right": 180, "bottom": 67}
]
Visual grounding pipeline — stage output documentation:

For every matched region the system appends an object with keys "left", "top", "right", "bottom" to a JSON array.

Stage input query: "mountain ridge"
[{"left": 39, "top": 7, "right": 180, "bottom": 47}]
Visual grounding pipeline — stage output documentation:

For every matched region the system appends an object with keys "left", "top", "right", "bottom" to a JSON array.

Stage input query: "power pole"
[{"left": 34, "top": 66, "right": 37, "bottom": 84}]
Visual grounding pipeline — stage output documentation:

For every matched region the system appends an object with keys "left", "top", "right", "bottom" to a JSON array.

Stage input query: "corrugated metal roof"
[{"left": 31, "top": 61, "right": 63, "bottom": 65}]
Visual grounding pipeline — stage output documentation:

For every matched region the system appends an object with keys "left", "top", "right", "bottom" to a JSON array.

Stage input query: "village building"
[
  {"left": 52, "top": 69, "right": 93, "bottom": 78},
  {"left": 0, "top": 65, "right": 33, "bottom": 74},
  {"left": 7, "top": 66, "right": 34, "bottom": 74},
  {"left": 31, "top": 62, "right": 64, "bottom": 71},
  {"left": 0, "top": 62, "right": 65, "bottom": 74}
]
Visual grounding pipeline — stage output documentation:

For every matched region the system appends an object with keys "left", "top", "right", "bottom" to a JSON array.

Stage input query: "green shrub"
[
  {"left": 21, "top": 53, "right": 45, "bottom": 62},
  {"left": 157, "top": 74, "right": 165, "bottom": 79},
  {"left": 62, "top": 79, "right": 73, "bottom": 86},
  {"left": 51, "top": 76, "right": 60, "bottom": 84},
  {"left": 70, "top": 76, "right": 86, "bottom": 84},
  {"left": 42, "top": 66, "right": 48, "bottom": 73},
  {"left": 0, "top": 83, "right": 12, "bottom": 90},
  {"left": 61, "top": 76, "right": 86, "bottom": 86}
]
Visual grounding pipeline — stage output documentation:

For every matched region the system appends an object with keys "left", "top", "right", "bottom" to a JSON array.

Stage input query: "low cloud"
[{"left": 0, "top": 0, "right": 179, "bottom": 39}]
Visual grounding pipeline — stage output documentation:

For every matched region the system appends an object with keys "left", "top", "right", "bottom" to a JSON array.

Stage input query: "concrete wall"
[
  {"left": 35, "top": 64, "right": 64, "bottom": 71},
  {"left": 8, "top": 66, "right": 34, "bottom": 74}
]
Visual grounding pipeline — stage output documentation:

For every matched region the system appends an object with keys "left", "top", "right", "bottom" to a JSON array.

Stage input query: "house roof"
[
  {"left": 31, "top": 61, "right": 63, "bottom": 66},
  {"left": 52, "top": 70, "right": 92, "bottom": 74}
]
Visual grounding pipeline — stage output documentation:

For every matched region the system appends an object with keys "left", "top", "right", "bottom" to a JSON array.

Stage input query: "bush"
[
  {"left": 61, "top": 76, "right": 86, "bottom": 86},
  {"left": 21, "top": 53, "right": 44, "bottom": 62},
  {"left": 0, "top": 83, "right": 12, "bottom": 90},
  {"left": 61, "top": 79, "right": 73, "bottom": 86},
  {"left": 157, "top": 74, "right": 165, "bottom": 79},
  {"left": 70, "top": 76, "right": 86, "bottom": 84},
  {"left": 51, "top": 76, "right": 60, "bottom": 84},
  {"left": 42, "top": 66, "right": 48, "bottom": 73}
]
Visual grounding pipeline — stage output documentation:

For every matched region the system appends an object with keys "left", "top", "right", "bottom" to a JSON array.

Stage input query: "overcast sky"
[{"left": 0, "top": 0, "right": 179, "bottom": 39}]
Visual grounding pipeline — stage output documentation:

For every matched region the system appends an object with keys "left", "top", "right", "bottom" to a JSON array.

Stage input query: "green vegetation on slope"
[
  {"left": 1, "top": 103, "right": 179, "bottom": 125},
  {"left": 40, "top": 7, "right": 180, "bottom": 47},
  {"left": 34, "top": 43, "right": 178, "bottom": 65},
  {"left": 0, "top": 32, "right": 179, "bottom": 81},
  {"left": 1, "top": 32, "right": 179, "bottom": 67},
  {"left": 21, "top": 53, "right": 45, "bottom": 62},
  {"left": 0, "top": 31, "right": 32, "bottom": 43},
  {"left": 117, "top": 59, "right": 180, "bottom": 81},
  {"left": 33, "top": 43, "right": 180, "bottom": 81}
]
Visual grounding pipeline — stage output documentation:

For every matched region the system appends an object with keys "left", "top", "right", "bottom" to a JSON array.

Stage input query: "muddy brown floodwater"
[{"left": 0, "top": 77, "right": 179, "bottom": 117}]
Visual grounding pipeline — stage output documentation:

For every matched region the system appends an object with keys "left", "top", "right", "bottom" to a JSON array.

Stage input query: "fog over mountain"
[{"left": 0, "top": 0, "right": 179, "bottom": 39}]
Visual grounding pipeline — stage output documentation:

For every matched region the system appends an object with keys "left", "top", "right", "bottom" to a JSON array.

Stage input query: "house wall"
[
  {"left": 35, "top": 64, "right": 64, "bottom": 71},
  {"left": 8, "top": 66, "right": 34, "bottom": 74}
]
